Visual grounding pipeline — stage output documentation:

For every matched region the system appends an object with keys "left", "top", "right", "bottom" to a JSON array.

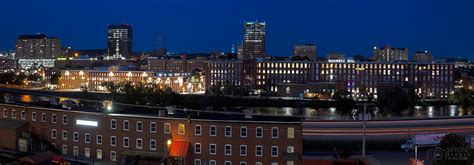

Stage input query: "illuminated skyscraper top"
[
  {"left": 107, "top": 24, "right": 132, "bottom": 60},
  {"left": 240, "top": 21, "right": 266, "bottom": 59}
]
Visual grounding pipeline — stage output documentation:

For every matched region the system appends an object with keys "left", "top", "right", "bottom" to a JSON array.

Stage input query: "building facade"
[
  {"left": 0, "top": 103, "right": 302, "bottom": 165},
  {"left": 241, "top": 22, "right": 266, "bottom": 59},
  {"left": 413, "top": 50, "right": 433, "bottom": 62},
  {"left": 205, "top": 60, "right": 455, "bottom": 100},
  {"left": 15, "top": 34, "right": 61, "bottom": 60},
  {"left": 373, "top": 45, "right": 408, "bottom": 62},
  {"left": 59, "top": 69, "right": 204, "bottom": 93},
  {"left": 107, "top": 24, "right": 132, "bottom": 60},
  {"left": 292, "top": 44, "right": 316, "bottom": 61},
  {"left": 148, "top": 58, "right": 205, "bottom": 73},
  {"left": 15, "top": 34, "right": 60, "bottom": 69}
]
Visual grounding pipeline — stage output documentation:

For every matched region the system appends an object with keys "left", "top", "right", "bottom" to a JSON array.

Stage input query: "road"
[{"left": 303, "top": 117, "right": 474, "bottom": 141}]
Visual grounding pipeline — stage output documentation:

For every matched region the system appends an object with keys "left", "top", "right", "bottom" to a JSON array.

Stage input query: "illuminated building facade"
[
  {"left": 107, "top": 24, "right": 132, "bottom": 60},
  {"left": 413, "top": 50, "right": 433, "bottom": 62},
  {"left": 241, "top": 22, "right": 266, "bottom": 59},
  {"left": 292, "top": 44, "right": 316, "bottom": 61},
  {"left": 59, "top": 70, "right": 205, "bottom": 93},
  {"left": 15, "top": 34, "right": 60, "bottom": 69},
  {"left": 206, "top": 60, "right": 455, "bottom": 100},
  {"left": 373, "top": 45, "right": 408, "bottom": 62},
  {"left": 148, "top": 58, "right": 205, "bottom": 73}
]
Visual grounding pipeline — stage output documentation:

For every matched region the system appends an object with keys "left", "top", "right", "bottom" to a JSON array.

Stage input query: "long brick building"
[{"left": 0, "top": 103, "right": 302, "bottom": 165}]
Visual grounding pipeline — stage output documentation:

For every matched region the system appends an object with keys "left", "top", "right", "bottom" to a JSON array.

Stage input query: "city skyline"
[{"left": 0, "top": 0, "right": 473, "bottom": 59}]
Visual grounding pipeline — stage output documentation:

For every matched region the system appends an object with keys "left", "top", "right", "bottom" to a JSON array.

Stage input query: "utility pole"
[{"left": 362, "top": 103, "right": 367, "bottom": 157}]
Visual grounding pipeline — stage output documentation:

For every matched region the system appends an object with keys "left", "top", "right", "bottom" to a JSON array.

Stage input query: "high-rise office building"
[
  {"left": 15, "top": 34, "right": 60, "bottom": 69},
  {"left": 15, "top": 34, "right": 61, "bottom": 60},
  {"left": 241, "top": 21, "right": 266, "bottom": 59},
  {"left": 293, "top": 44, "right": 317, "bottom": 60},
  {"left": 107, "top": 24, "right": 132, "bottom": 60},
  {"left": 373, "top": 45, "right": 408, "bottom": 62},
  {"left": 413, "top": 50, "right": 433, "bottom": 62}
]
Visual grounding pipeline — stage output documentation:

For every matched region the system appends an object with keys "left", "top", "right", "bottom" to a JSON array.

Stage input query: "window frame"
[
  {"left": 240, "top": 126, "right": 247, "bottom": 138},
  {"left": 256, "top": 127, "right": 263, "bottom": 138},
  {"left": 194, "top": 143, "right": 201, "bottom": 154},
  {"left": 210, "top": 125, "right": 217, "bottom": 136},
  {"left": 194, "top": 125, "right": 202, "bottom": 136},
  {"left": 240, "top": 145, "right": 247, "bottom": 156},
  {"left": 209, "top": 143, "right": 217, "bottom": 155}
]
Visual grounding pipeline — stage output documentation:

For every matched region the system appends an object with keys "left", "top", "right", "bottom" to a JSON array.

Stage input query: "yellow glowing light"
[{"left": 167, "top": 139, "right": 172, "bottom": 146}]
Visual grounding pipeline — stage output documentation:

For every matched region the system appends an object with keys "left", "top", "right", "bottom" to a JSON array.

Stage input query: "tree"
[
  {"left": 376, "top": 85, "right": 418, "bottom": 116},
  {"left": 50, "top": 73, "right": 61, "bottom": 85},
  {"left": 333, "top": 90, "right": 356, "bottom": 116},
  {"left": 435, "top": 133, "right": 473, "bottom": 165}
]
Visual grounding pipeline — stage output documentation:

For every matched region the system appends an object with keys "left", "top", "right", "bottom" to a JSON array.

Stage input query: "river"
[{"left": 1, "top": 92, "right": 473, "bottom": 120}]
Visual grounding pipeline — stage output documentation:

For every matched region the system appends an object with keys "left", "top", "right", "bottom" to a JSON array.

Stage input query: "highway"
[{"left": 303, "top": 117, "right": 474, "bottom": 141}]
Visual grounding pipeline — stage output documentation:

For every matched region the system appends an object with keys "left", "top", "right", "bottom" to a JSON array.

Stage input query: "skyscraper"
[
  {"left": 15, "top": 34, "right": 61, "bottom": 60},
  {"left": 15, "top": 34, "right": 60, "bottom": 69},
  {"left": 293, "top": 44, "right": 317, "bottom": 60},
  {"left": 373, "top": 45, "right": 408, "bottom": 62},
  {"left": 241, "top": 21, "right": 266, "bottom": 59},
  {"left": 107, "top": 24, "right": 132, "bottom": 60}
]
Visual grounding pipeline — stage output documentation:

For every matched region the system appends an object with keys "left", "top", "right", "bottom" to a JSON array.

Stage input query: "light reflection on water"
[{"left": 3, "top": 93, "right": 474, "bottom": 120}]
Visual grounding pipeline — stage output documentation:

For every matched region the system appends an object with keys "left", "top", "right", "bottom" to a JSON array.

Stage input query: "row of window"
[
  {"left": 110, "top": 119, "right": 295, "bottom": 139},
  {"left": 194, "top": 143, "right": 294, "bottom": 157},
  {"left": 51, "top": 129, "right": 157, "bottom": 150},
  {"left": 59, "top": 144, "right": 116, "bottom": 161},
  {"left": 194, "top": 160, "right": 294, "bottom": 165},
  {"left": 2, "top": 110, "right": 68, "bottom": 125}
]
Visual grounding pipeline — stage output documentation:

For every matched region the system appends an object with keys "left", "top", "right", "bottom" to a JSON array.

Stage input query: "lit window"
[
  {"left": 96, "top": 149, "right": 102, "bottom": 159},
  {"left": 287, "top": 146, "right": 295, "bottom": 153},
  {"left": 287, "top": 127, "right": 295, "bottom": 139},
  {"left": 85, "top": 148, "right": 90, "bottom": 158},
  {"left": 178, "top": 123, "right": 185, "bottom": 135}
]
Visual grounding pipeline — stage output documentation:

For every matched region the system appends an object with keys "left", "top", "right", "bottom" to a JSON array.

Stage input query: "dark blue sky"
[{"left": 0, "top": 0, "right": 473, "bottom": 59}]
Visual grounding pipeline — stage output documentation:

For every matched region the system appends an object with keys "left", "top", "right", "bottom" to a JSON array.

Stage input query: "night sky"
[{"left": 0, "top": 0, "right": 473, "bottom": 59}]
